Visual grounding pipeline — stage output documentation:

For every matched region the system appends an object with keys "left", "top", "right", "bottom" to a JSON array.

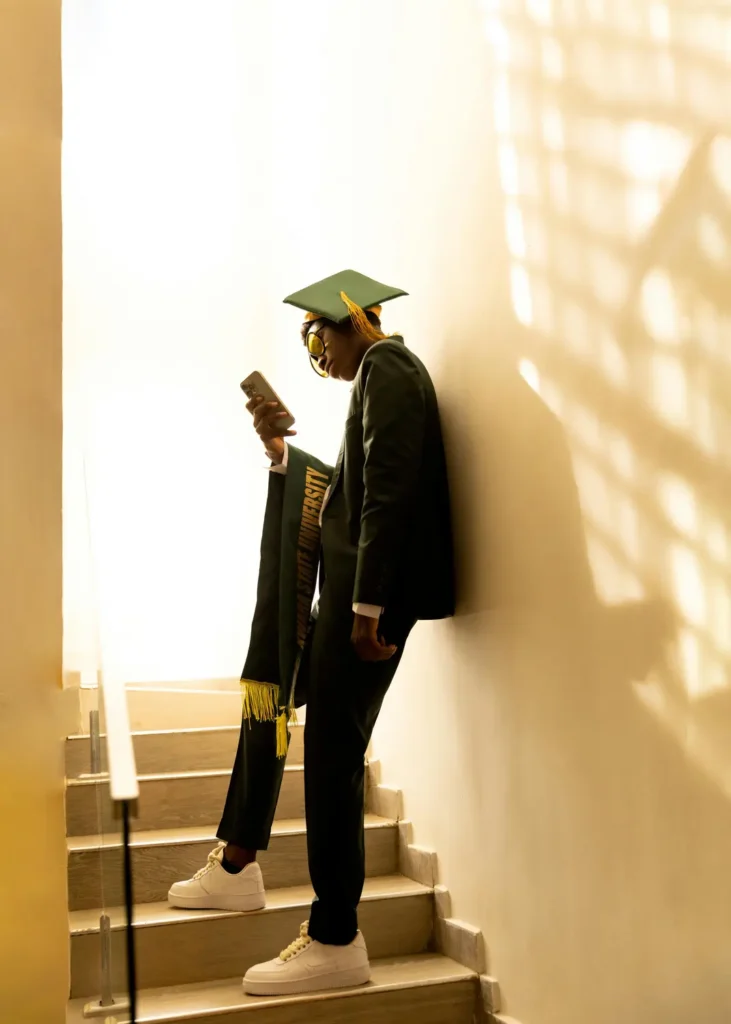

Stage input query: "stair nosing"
[
  {"left": 69, "top": 875, "right": 432, "bottom": 935},
  {"left": 67, "top": 814, "right": 396, "bottom": 854}
]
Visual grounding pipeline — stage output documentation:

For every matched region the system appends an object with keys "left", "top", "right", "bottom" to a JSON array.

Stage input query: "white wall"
[
  {"left": 63, "top": 0, "right": 274, "bottom": 683},
  {"left": 62, "top": 0, "right": 493, "bottom": 683},
  {"left": 372, "top": 4, "right": 731, "bottom": 1023}
]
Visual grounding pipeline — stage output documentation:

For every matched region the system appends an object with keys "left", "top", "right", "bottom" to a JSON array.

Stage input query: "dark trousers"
[{"left": 217, "top": 584, "right": 415, "bottom": 945}]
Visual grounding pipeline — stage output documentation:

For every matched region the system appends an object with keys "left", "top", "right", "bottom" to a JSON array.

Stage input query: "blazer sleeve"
[{"left": 353, "top": 344, "right": 426, "bottom": 608}]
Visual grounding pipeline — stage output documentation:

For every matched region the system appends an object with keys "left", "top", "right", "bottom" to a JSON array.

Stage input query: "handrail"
[
  {"left": 99, "top": 664, "right": 140, "bottom": 802},
  {"left": 80, "top": 444, "right": 140, "bottom": 1021},
  {"left": 82, "top": 450, "right": 139, "bottom": 802}
]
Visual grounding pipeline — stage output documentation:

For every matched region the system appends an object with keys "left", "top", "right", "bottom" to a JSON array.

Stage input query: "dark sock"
[{"left": 221, "top": 853, "right": 245, "bottom": 875}]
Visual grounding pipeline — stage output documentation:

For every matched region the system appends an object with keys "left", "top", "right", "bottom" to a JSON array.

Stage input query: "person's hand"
[
  {"left": 351, "top": 613, "right": 397, "bottom": 662},
  {"left": 246, "top": 395, "right": 297, "bottom": 464}
]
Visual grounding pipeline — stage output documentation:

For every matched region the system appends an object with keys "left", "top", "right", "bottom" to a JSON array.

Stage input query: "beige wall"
[
  {"left": 0, "top": 1, "right": 67, "bottom": 1021},
  {"left": 373, "top": 5, "right": 731, "bottom": 1024}
]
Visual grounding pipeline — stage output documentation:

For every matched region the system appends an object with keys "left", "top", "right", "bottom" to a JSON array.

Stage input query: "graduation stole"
[{"left": 240, "top": 445, "right": 332, "bottom": 757}]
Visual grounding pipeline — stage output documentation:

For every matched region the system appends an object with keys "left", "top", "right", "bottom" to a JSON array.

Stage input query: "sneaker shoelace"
[
  {"left": 280, "top": 922, "right": 312, "bottom": 961},
  {"left": 193, "top": 842, "right": 226, "bottom": 880}
]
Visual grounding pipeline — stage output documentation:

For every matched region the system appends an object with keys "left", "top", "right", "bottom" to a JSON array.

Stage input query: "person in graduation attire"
[{"left": 168, "top": 270, "right": 455, "bottom": 995}]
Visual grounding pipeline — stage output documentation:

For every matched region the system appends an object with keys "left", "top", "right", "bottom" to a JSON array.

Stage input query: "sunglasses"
[{"left": 304, "top": 323, "right": 329, "bottom": 378}]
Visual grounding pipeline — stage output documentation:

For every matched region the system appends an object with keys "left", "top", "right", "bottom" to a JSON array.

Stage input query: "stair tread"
[
  {"left": 67, "top": 814, "right": 395, "bottom": 853},
  {"left": 66, "top": 953, "right": 475, "bottom": 1022},
  {"left": 70, "top": 874, "right": 432, "bottom": 934}
]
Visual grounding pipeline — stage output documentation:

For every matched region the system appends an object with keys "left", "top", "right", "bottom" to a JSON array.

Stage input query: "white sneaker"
[
  {"left": 243, "top": 921, "right": 371, "bottom": 996},
  {"left": 167, "top": 843, "right": 265, "bottom": 912}
]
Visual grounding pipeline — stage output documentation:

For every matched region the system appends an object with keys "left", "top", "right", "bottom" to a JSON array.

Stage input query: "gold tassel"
[
  {"left": 240, "top": 680, "right": 279, "bottom": 722},
  {"left": 340, "top": 291, "right": 387, "bottom": 342},
  {"left": 276, "top": 693, "right": 300, "bottom": 758},
  {"left": 276, "top": 711, "right": 289, "bottom": 759}
]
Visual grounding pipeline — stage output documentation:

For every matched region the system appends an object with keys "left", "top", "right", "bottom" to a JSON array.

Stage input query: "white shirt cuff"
[
  {"left": 353, "top": 603, "right": 383, "bottom": 619},
  {"left": 267, "top": 442, "right": 289, "bottom": 474}
]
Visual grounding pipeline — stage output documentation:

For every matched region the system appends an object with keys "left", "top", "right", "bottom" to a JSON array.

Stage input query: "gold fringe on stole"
[
  {"left": 240, "top": 680, "right": 279, "bottom": 722},
  {"left": 241, "top": 681, "right": 297, "bottom": 759}
]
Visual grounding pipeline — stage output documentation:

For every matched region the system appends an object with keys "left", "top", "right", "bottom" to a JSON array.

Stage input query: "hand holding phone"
[{"left": 240, "top": 372, "right": 297, "bottom": 461}]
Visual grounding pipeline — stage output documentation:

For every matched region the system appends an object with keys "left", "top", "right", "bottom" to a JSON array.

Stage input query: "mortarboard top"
[{"left": 283, "top": 269, "right": 407, "bottom": 326}]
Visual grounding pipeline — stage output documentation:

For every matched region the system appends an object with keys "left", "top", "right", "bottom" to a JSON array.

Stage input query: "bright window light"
[
  {"left": 510, "top": 264, "right": 534, "bottom": 326},
  {"left": 518, "top": 357, "right": 541, "bottom": 393}
]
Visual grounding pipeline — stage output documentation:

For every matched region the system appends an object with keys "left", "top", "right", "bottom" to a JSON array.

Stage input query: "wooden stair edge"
[
  {"left": 66, "top": 953, "right": 477, "bottom": 1023},
  {"left": 66, "top": 765, "right": 305, "bottom": 789},
  {"left": 69, "top": 874, "right": 433, "bottom": 935},
  {"left": 67, "top": 724, "right": 244, "bottom": 742},
  {"left": 67, "top": 813, "right": 396, "bottom": 854},
  {"left": 67, "top": 722, "right": 303, "bottom": 743}
]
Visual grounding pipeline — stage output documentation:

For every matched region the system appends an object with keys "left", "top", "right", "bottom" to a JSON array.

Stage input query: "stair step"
[
  {"left": 65, "top": 723, "right": 304, "bottom": 778},
  {"left": 67, "top": 815, "right": 398, "bottom": 910},
  {"left": 69, "top": 875, "right": 434, "bottom": 998},
  {"left": 65, "top": 766, "right": 304, "bottom": 837},
  {"left": 67, "top": 953, "right": 476, "bottom": 1024}
]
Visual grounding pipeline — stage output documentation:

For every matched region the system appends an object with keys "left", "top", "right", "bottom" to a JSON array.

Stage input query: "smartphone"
[{"left": 240, "top": 371, "right": 295, "bottom": 434}]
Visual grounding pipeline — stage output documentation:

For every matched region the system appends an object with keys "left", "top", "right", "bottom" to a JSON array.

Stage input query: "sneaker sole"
[
  {"left": 243, "top": 964, "right": 371, "bottom": 997},
  {"left": 167, "top": 890, "right": 266, "bottom": 912}
]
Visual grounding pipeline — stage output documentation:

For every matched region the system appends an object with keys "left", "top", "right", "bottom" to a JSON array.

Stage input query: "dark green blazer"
[{"left": 320, "top": 336, "right": 455, "bottom": 621}]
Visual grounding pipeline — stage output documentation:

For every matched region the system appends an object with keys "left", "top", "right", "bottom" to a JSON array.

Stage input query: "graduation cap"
[{"left": 283, "top": 269, "right": 407, "bottom": 339}]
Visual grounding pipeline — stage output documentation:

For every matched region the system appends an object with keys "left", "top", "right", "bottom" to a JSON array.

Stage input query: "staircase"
[{"left": 64, "top": 694, "right": 490, "bottom": 1024}]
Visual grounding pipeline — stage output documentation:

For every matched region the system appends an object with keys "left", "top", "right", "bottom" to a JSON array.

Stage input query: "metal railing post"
[
  {"left": 89, "top": 709, "right": 102, "bottom": 775},
  {"left": 99, "top": 914, "right": 114, "bottom": 1008}
]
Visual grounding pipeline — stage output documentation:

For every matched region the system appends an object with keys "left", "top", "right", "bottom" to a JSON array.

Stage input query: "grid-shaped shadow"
[{"left": 482, "top": 0, "right": 731, "bottom": 790}]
